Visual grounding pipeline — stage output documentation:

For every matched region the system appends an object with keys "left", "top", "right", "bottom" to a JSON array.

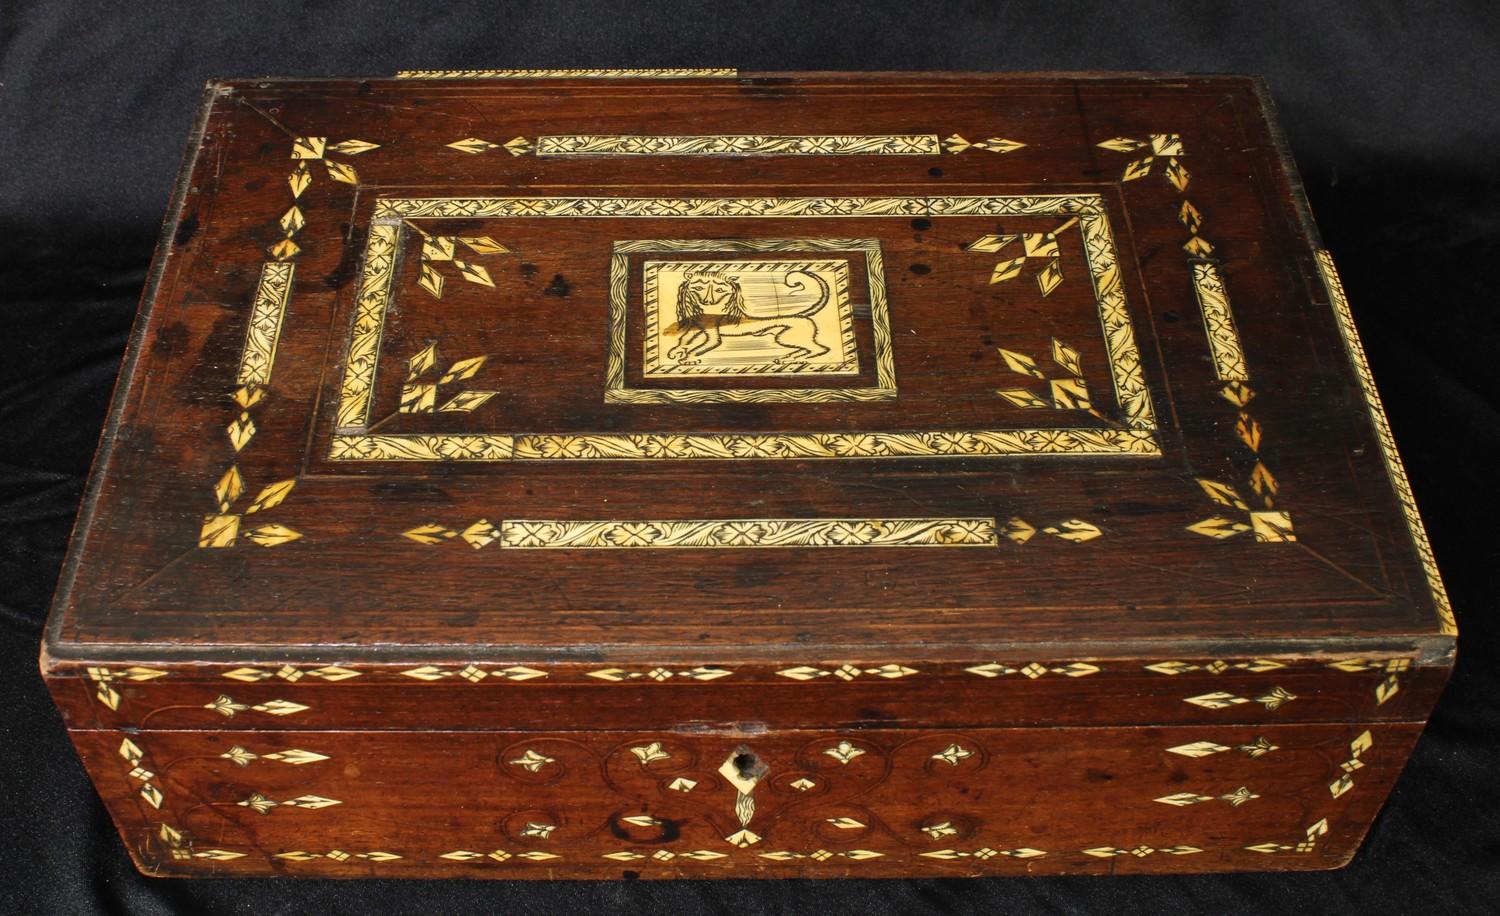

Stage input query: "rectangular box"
[{"left": 43, "top": 70, "right": 1453, "bottom": 878}]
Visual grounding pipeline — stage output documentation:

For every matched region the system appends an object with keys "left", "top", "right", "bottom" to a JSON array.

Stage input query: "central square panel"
[
  {"left": 609, "top": 238, "right": 894, "bottom": 404},
  {"left": 642, "top": 259, "right": 859, "bottom": 378}
]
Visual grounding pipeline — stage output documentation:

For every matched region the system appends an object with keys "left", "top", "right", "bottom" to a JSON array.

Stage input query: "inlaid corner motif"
[
  {"left": 993, "top": 339, "right": 1098, "bottom": 416},
  {"left": 277, "top": 137, "right": 379, "bottom": 262},
  {"left": 957, "top": 203, "right": 1160, "bottom": 432},
  {"left": 1328, "top": 730, "right": 1374, "bottom": 799},
  {"left": 86, "top": 666, "right": 165, "bottom": 711},
  {"left": 156, "top": 824, "right": 247, "bottom": 863},
  {"left": 1328, "top": 657, "right": 1410, "bottom": 706},
  {"left": 1103, "top": 131, "right": 1288, "bottom": 546},
  {"left": 1244, "top": 727, "right": 1375, "bottom": 856},
  {"left": 1246, "top": 819, "right": 1329, "bottom": 856},
  {"left": 965, "top": 216, "right": 1078, "bottom": 295},
  {"left": 1098, "top": 134, "right": 1190, "bottom": 191},
  {"left": 198, "top": 460, "right": 300, "bottom": 549},
  {"left": 404, "top": 226, "right": 513, "bottom": 299},
  {"left": 397, "top": 343, "right": 498, "bottom": 415},
  {"left": 200, "top": 134, "right": 382, "bottom": 552}
]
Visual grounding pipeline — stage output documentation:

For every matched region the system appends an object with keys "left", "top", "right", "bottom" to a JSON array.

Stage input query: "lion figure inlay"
[{"left": 668, "top": 268, "right": 833, "bottom": 365}]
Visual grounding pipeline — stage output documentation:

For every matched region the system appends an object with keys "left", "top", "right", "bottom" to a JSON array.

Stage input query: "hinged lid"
[{"left": 43, "top": 72, "right": 1454, "bottom": 678}]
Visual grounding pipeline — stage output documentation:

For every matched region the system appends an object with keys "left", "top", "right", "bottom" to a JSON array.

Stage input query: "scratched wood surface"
[{"left": 40, "top": 72, "right": 1454, "bottom": 877}]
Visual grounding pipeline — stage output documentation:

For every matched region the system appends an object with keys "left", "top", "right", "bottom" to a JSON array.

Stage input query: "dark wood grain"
[
  {"left": 73, "top": 722, "right": 1424, "bottom": 877},
  {"left": 41, "top": 71, "right": 1455, "bottom": 877}
]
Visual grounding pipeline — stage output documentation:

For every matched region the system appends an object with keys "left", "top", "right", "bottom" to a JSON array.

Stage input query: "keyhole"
[
  {"left": 733, "top": 752, "right": 759, "bottom": 779},
  {"left": 720, "top": 745, "right": 768, "bottom": 789}
]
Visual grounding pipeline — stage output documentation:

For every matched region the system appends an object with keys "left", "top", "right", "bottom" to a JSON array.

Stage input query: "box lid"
[{"left": 44, "top": 71, "right": 1454, "bottom": 671}]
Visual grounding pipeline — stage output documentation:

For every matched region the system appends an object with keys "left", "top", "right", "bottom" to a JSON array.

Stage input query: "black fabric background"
[{"left": 2, "top": 2, "right": 1497, "bottom": 913}]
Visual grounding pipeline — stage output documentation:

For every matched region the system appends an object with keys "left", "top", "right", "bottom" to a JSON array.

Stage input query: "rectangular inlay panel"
[{"left": 642, "top": 259, "right": 859, "bottom": 378}]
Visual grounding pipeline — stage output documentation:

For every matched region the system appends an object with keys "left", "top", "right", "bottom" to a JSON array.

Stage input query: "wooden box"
[{"left": 42, "top": 70, "right": 1455, "bottom": 878}]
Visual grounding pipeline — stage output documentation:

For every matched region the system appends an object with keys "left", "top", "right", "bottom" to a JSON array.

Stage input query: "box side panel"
[{"left": 68, "top": 720, "right": 1422, "bottom": 878}]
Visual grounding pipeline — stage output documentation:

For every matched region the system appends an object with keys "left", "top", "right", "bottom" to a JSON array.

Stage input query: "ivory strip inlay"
[
  {"left": 1316, "top": 250, "right": 1456, "bottom": 636},
  {"left": 534, "top": 134, "right": 941, "bottom": 156},
  {"left": 1190, "top": 261, "right": 1248, "bottom": 382},
  {"left": 238, "top": 262, "right": 295, "bottom": 387}
]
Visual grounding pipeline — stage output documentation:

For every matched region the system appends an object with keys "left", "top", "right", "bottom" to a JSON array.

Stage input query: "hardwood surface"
[
  {"left": 39, "top": 71, "right": 1455, "bottom": 877},
  {"left": 76, "top": 722, "right": 1423, "bottom": 878},
  {"left": 52, "top": 660, "right": 1446, "bottom": 732},
  {"left": 43, "top": 73, "right": 1451, "bottom": 659}
]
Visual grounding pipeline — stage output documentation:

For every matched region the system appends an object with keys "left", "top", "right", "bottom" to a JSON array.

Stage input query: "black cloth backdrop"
[{"left": 2, "top": 2, "right": 1497, "bottom": 913}]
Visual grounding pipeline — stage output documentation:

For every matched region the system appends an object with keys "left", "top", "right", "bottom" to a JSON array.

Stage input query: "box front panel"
[{"left": 73, "top": 721, "right": 1421, "bottom": 878}]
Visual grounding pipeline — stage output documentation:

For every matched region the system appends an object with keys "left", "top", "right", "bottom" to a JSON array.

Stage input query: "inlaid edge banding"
[
  {"left": 331, "top": 428, "right": 1159, "bottom": 461},
  {"left": 1078, "top": 211, "right": 1156, "bottom": 431},
  {"left": 1314, "top": 250, "right": 1456, "bottom": 636},
  {"left": 372, "top": 194, "right": 1105, "bottom": 221},
  {"left": 494, "top": 517, "right": 996, "bottom": 548},
  {"left": 534, "top": 134, "right": 940, "bottom": 157}
]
